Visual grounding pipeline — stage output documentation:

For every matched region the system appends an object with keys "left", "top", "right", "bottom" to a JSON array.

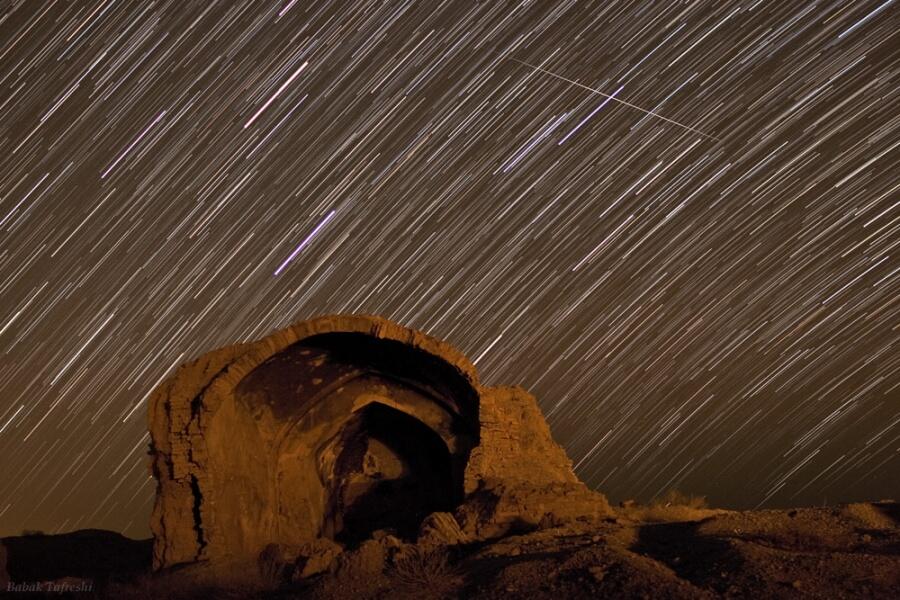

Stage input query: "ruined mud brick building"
[{"left": 148, "top": 314, "right": 609, "bottom": 570}]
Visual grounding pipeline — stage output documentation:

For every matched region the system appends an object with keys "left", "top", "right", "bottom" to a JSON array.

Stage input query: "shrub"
[{"left": 388, "top": 547, "right": 464, "bottom": 599}]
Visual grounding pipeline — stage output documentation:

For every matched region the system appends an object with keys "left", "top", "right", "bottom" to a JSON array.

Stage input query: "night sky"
[{"left": 1, "top": 1, "right": 898, "bottom": 539}]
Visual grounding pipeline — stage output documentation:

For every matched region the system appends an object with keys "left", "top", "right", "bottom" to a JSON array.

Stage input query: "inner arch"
[
  {"left": 222, "top": 329, "right": 480, "bottom": 551},
  {"left": 323, "top": 402, "right": 455, "bottom": 543}
]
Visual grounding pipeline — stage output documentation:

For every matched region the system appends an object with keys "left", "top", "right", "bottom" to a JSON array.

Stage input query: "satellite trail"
[{"left": 510, "top": 58, "right": 721, "bottom": 141}]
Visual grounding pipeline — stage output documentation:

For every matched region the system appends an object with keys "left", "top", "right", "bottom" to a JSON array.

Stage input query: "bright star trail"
[
  {"left": 0, "top": 1, "right": 897, "bottom": 538},
  {"left": 274, "top": 209, "right": 337, "bottom": 276}
]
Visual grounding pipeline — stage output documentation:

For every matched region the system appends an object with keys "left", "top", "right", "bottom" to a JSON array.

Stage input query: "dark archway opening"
[{"left": 327, "top": 403, "right": 455, "bottom": 545}]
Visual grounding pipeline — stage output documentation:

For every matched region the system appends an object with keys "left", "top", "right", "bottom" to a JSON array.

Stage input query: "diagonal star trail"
[{"left": 274, "top": 210, "right": 338, "bottom": 276}]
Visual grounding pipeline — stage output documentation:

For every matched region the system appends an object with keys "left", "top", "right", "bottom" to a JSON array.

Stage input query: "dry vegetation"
[
  {"left": 386, "top": 547, "right": 465, "bottom": 599},
  {"left": 616, "top": 489, "right": 725, "bottom": 523}
]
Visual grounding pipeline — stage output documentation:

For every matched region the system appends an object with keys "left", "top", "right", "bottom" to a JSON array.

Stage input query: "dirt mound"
[
  {"left": 4, "top": 506, "right": 897, "bottom": 597},
  {"left": 97, "top": 501, "right": 898, "bottom": 598}
]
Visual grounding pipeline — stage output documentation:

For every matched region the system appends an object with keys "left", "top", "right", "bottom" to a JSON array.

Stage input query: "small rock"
[
  {"left": 508, "top": 546, "right": 522, "bottom": 556},
  {"left": 292, "top": 538, "right": 343, "bottom": 580},
  {"left": 380, "top": 535, "right": 403, "bottom": 549},
  {"left": 591, "top": 535, "right": 603, "bottom": 543},
  {"left": 792, "top": 580, "right": 803, "bottom": 590},
  {"left": 861, "top": 534, "right": 872, "bottom": 543},
  {"left": 332, "top": 539, "right": 385, "bottom": 577},
  {"left": 418, "top": 512, "right": 468, "bottom": 546},
  {"left": 371, "top": 528, "right": 396, "bottom": 541}
]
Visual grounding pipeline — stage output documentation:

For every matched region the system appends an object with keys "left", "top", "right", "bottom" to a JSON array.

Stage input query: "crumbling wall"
[
  {"left": 463, "top": 385, "right": 580, "bottom": 492},
  {"left": 459, "top": 385, "right": 610, "bottom": 539},
  {"left": 148, "top": 343, "right": 248, "bottom": 569}
]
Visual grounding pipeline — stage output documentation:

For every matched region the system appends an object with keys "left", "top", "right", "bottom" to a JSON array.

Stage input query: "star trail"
[{"left": 0, "top": 1, "right": 898, "bottom": 538}]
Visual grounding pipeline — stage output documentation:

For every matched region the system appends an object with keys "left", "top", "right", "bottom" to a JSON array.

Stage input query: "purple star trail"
[{"left": 274, "top": 210, "right": 337, "bottom": 276}]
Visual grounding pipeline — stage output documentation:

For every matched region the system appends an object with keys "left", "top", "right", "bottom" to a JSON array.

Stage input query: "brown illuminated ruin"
[{"left": 148, "top": 314, "right": 610, "bottom": 572}]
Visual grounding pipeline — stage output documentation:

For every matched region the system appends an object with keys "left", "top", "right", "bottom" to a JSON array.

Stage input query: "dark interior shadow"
[
  {"left": 330, "top": 403, "right": 455, "bottom": 545},
  {"left": 631, "top": 520, "right": 743, "bottom": 592},
  {"left": 2, "top": 529, "right": 151, "bottom": 587}
]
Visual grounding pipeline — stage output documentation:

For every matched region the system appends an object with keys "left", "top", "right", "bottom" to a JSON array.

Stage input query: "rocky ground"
[{"left": 2, "top": 500, "right": 897, "bottom": 599}]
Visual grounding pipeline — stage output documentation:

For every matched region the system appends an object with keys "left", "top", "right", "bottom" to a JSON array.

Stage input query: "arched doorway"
[{"left": 324, "top": 402, "right": 455, "bottom": 544}]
